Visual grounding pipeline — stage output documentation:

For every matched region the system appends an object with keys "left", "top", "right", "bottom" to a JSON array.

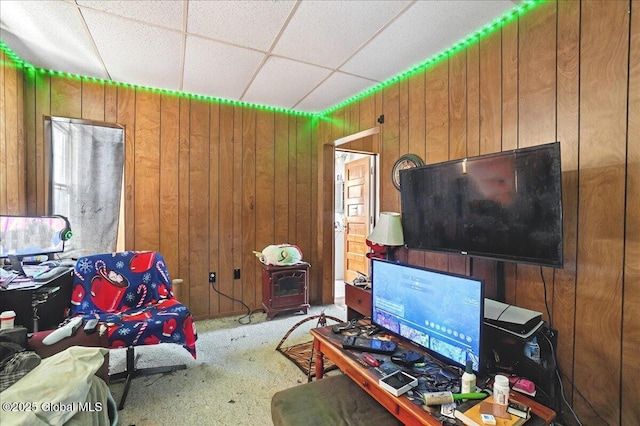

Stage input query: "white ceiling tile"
[
  {"left": 295, "top": 72, "right": 377, "bottom": 113},
  {"left": 243, "top": 57, "right": 331, "bottom": 109},
  {"left": 82, "top": 9, "right": 182, "bottom": 90},
  {"left": 342, "top": 1, "right": 516, "bottom": 82},
  {"left": 77, "top": 0, "right": 184, "bottom": 30},
  {"left": 0, "top": 0, "right": 107, "bottom": 79},
  {"left": 187, "top": 0, "right": 295, "bottom": 51},
  {"left": 273, "top": 0, "right": 410, "bottom": 69},
  {"left": 1, "top": 0, "right": 528, "bottom": 113},
  {"left": 183, "top": 35, "right": 265, "bottom": 100}
]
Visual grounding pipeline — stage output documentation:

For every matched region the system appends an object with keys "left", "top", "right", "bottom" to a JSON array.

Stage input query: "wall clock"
[{"left": 391, "top": 154, "right": 424, "bottom": 190}]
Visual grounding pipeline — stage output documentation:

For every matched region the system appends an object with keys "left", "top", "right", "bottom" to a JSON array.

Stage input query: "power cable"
[
  {"left": 541, "top": 332, "right": 598, "bottom": 426},
  {"left": 209, "top": 281, "right": 258, "bottom": 325},
  {"left": 538, "top": 268, "right": 606, "bottom": 425}
]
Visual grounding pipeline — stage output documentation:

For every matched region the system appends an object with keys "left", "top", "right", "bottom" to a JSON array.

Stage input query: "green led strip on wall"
[
  {"left": 0, "top": 0, "right": 541, "bottom": 119},
  {"left": 0, "top": 40, "right": 314, "bottom": 117},
  {"left": 320, "top": 0, "right": 542, "bottom": 117}
]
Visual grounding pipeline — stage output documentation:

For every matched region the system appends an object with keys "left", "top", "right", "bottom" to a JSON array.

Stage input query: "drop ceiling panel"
[
  {"left": 243, "top": 56, "right": 332, "bottom": 110},
  {"left": 296, "top": 72, "right": 377, "bottom": 113},
  {"left": 183, "top": 35, "right": 265, "bottom": 100},
  {"left": 77, "top": 0, "right": 184, "bottom": 31},
  {"left": 82, "top": 8, "right": 182, "bottom": 90},
  {"left": 0, "top": 0, "right": 107, "bottom": 79},
  {"left": 187, "top": 0, "right": 295, "bottom": 51},
  {"left": 342, "top": 1, "right": 516, "bottom": 82},
  {"left": 0, "top": 0, "right": 529, "bottom": 113},
  {"left": 273, "top": 0, "right": 410, "bottom": 70}
]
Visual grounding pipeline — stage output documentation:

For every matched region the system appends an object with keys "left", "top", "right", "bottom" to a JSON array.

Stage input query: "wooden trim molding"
[{"left": 332, "top": 126, "right": 379, "bottom": 147}]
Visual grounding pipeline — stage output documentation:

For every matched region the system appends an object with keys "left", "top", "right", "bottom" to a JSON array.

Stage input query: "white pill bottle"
[{"left": 493, "top": 374, "right": 510, "bottom": 405}]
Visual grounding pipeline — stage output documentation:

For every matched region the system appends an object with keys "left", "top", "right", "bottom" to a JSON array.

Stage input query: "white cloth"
[{"left": 0, "top": 346, "right": 111, "bottom": 425}]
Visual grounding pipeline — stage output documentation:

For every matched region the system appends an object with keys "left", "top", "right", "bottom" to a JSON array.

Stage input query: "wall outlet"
[
  {"left": 209, "top": 272, "right": 216, "bottom": 283},
  {"left": 234, "top": 269, "right": 241, "bottom": 279}
]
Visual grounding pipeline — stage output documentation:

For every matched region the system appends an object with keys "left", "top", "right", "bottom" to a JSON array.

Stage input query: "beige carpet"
[{"left": 109, "top": 304, "right": 347, "bottom": 426}]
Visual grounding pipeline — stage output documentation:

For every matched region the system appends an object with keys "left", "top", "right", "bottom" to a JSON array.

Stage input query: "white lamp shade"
[{"left": 367, "top": 212, "right": 404, "bottom": 246}]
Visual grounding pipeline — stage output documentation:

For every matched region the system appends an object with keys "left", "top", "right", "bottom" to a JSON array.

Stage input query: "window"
[{"left": 46, "top": 117, "right": 125, "bottom": 258}]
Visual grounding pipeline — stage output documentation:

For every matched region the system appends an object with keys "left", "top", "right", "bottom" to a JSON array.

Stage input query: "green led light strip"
[
  {"left": 0, "top": 40, "right": 314, "bottom": 117},
  {"left": 0, "top": 0, "right": 541, "bottom": 118},
  {"left": 319, "top": 0, "right": 542, "bottom": 117}
]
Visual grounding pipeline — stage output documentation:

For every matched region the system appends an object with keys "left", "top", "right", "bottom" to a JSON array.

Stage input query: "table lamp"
[{"left": 366, "top": 212, "right": 404, "bottom": 261}]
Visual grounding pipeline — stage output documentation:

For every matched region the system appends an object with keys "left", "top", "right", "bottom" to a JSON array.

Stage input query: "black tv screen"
[{"left": 400, "top": 142, "right": 563, "bottom": 267}]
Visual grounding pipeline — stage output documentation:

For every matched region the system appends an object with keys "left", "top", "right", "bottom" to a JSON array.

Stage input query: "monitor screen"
[
  {"left": 0, "top": 215, "right": 67, "bottom": 259},
  {"left": 399, "top": 141, "right": 563, "bottom": 267},
  {"left": 371, "top": 259, "right": 484, "bottom": 373}
]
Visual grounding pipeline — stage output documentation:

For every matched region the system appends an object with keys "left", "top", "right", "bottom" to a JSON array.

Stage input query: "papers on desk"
[
  {"left": 0, "top": 269, "right": 43, "bottom": 290},
  {"left": 0, "top": 268, "right": 16, "bottom": 280},
  {"left": 0, "top": 264, "right": 66, "bottom": 290},
  {"left": 0, "top": 270, "right": 18, "bottom": 288}
]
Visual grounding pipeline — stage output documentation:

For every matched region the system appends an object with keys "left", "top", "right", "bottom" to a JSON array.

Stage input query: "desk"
[
  {"left": 0, "top": 269, "right": 73, "bottom": 332},
  {"left": 310, "top": 325, "right": 556, "bottom": 426}
]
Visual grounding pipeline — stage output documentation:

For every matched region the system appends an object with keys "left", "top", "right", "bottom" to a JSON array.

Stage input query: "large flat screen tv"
[
  {"left": 371, "top": 259, "right": 484, "bottom": 373},
  {"left": 400, "top": 142, "right": 563, "bottom": 268}
]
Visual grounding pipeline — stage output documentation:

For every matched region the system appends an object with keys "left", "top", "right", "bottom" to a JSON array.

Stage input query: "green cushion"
[{"left": 271, "top": 374, "right": 403, "bottom": 426}]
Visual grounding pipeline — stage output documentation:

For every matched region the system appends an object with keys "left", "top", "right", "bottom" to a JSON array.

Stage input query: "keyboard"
[
  {"left": 32, "top": 266, "right": 71, "bottom": 282},
  {"left": 22, "top": 264, "right": 50, "bottom": 278}
]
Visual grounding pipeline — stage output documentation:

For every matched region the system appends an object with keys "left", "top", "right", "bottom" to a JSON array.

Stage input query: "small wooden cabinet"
[
  {"left": 261, "top": 263, "right": 310, "bottom": 319},
  {"left": 344, "top": 282, "right": 372, "bottom": 320}
]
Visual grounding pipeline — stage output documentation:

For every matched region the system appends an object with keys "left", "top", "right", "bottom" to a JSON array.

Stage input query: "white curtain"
[{"left": 51, "top": 120, "right": 124, "bottom": 259}]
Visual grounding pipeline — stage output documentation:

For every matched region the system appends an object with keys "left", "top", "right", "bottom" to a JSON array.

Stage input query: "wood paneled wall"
[
  {"left": 0, "top": 51, "right": 319, "bottom": 321},
  {"left": 0, "top": 55, "right": 26, "bottom": 213},
  {"left": 317, "top": 1, "right": 637, "bottom": 424},
  {"left": 1, "top": 0, "right": 639, "bottom": 424}
]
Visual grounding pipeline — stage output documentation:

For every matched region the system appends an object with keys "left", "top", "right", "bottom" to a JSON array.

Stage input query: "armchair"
[{"left": 69, "top": 251, "right": 197, "bottom": 409}]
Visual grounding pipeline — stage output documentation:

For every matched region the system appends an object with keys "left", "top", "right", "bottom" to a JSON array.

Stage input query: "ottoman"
[
  {"left": 28, "top": 323, "right": 110, "bottom": 383},
  {"left": 271, "top": 374, "right": 403, "bottom": 426}
]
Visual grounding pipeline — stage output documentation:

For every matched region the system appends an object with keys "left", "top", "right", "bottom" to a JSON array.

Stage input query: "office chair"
[{"left": 69, "top": 251, "right": 197, "bottom": 409}]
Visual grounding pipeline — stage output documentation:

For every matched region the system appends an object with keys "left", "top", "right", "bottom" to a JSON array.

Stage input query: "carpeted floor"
[{"left": 109, "top": 304, "right": 347, "bottom": 426}]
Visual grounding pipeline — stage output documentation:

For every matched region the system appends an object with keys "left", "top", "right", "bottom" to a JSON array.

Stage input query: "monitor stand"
[{"left": 7, "top": 255, "right": 26, "bottom": 276}]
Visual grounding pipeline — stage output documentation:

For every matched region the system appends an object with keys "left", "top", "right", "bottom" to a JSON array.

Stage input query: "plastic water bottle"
[{"left": 524, "top": 337, "right": 541, "bottom": 363}]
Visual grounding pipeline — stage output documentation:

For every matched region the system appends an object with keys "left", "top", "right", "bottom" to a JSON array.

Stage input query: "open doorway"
[{"left": 334, "top": 150, "right": 377, "bottom": 306}]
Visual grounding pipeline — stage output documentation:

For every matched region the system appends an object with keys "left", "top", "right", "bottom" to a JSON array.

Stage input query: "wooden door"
[{"left": 343, "top": 156, "right": 371, "bottom": 282}]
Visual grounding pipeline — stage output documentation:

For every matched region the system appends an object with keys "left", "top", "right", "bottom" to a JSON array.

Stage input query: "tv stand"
[
  {"left": 496, "top": 260, "right": 505, "bottom": 302},
  {"left": 310, "top": 322, "right": 556, "bottom": 425}
]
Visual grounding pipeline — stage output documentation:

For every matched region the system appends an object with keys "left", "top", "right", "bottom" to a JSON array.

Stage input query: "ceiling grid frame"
[{"left": 0, "top": 0, "right": 542, "bottom": 116}]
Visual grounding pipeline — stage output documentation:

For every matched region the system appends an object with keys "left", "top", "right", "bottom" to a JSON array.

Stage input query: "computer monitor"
[
  {"left": 0, "top": 215, "right": 68, "bottom": 260},
  {"left": 371, "top": 259, "right": 484, "bottom": 373}
]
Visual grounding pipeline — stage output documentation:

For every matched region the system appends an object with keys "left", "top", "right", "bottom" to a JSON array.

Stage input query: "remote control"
[
  {"left": 342, "top": 336, "right": 397, "bottom": 355},
  {"left": 84, "top": 318, "right": 99, "bottom": 334},
  {"left": 42, "top": 316, "right": 83, "bottom": 345}
]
